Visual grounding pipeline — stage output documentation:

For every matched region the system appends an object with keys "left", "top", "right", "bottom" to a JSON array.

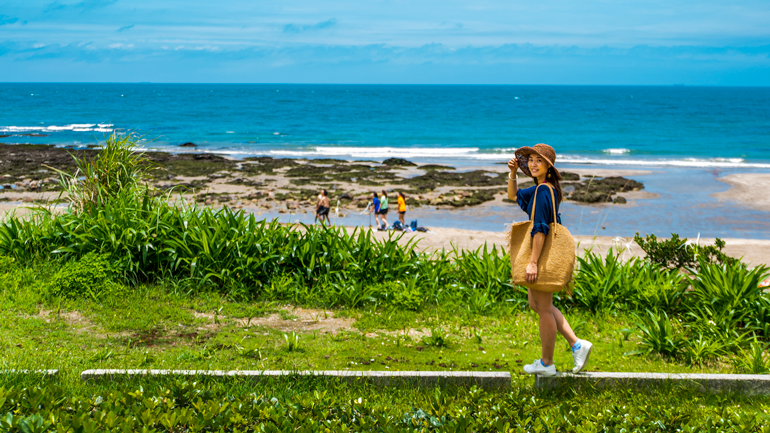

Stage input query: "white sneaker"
[
  {"left": 572, "top": 340, "right": 593, "bottom": 373},
  {"left": 523, "top": 359, "right": 557, "bottom": 376}
]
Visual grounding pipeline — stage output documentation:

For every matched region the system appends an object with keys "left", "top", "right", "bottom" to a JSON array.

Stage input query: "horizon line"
[{"left": 2, "top": 82, "right": 769, "bottom": 87}]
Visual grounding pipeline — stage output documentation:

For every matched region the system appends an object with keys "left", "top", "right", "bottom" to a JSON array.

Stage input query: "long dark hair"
[{"left": 533, "top": 166, "right": 563, "bottom": 204}]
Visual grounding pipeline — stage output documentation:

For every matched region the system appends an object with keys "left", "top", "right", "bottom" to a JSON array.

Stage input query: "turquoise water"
[
  {"left": 2, "top": 83, "right": 769, "bottom": 238},
  {"left": 2, "top": 83, "right": 769, "bottom": 168}
]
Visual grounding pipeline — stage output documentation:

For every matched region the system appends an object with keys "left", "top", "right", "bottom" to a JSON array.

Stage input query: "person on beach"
[
  {"left": 315, "top": 189, "right": 331, "bottom": 225},
  {"left": 371, "top": 192, "right": 381, "bottom": 228},
  {"left": 397, "top": 192, "right": 407, "bottom": 225},
  {"left": 379, "top": 190, "right": 390, "bottom": 230},
  {"left": 507, "top": 144, "right": 592, "bottom": 376}
]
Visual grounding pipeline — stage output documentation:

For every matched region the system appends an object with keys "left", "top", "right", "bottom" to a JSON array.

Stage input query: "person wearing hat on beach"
[{"left": 507, "top": 143, "right": 593, "bottom": 376}]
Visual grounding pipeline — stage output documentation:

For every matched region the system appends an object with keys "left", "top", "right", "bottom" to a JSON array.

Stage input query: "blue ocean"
[{"left": 2, "top": 83, "right": 769, "bottom": 238}]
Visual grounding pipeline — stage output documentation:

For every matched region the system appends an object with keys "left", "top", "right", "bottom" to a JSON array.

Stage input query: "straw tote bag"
[{"left": 506, "top": 184, "right": 575, "bottom": 292}]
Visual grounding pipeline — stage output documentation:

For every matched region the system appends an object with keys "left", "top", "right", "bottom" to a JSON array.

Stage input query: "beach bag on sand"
[{"left": 506, "top": 184, "right": 576, "bottom": 293}]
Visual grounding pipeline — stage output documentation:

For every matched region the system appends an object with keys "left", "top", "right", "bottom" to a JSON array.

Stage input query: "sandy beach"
[
  {"left": 366, "top": 226, "right": 770, "bottom": 267},
  {"left": 714, "top": 173, "right": 770, "bottom": 213}
]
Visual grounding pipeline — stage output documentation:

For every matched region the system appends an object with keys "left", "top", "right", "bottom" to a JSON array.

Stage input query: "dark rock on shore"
[
  {"left": 568, "top": 176, "right": 643, "bottom": 203},
  {"left": 284, "top": 162, "right": 397, "bottom": 185},
  {"left": 241, "top": 156, "right": 299, "bottom": 174},
  {"left": 382, "top": 158, "right": 417, "bottom": 167},
  {"left": 179, "top": 142, "right": 197, "bottom": 147},
  {"left": 570, "top": 191, "right": 614, "bottom": 203},
  {"left": 406, "top": 170, "right": 506, "bottom": 192},
  {"left": 419, "top": 164, "right": 455, "bottom": 171}
]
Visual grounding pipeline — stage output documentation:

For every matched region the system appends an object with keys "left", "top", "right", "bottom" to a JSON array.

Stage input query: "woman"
[
  {"left": 397, "top": 192, "right": 407, "bottom": 225},
  {"left": 507, "top": 143, "right": 592, "bottom": 376},
  {"left": 379, "top": 190, "right": 390, "bottom": 230},
  {"left": 371, "top": 192, "right": 381, "bottom": 228}
]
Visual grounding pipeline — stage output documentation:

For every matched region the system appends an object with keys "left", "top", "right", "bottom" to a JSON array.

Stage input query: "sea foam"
[
  {"left": 1, "top": 124, "right": 113, "bottom": 133},
  {"left": 264, "top": 146, "right": 770, "bottom": 168}
]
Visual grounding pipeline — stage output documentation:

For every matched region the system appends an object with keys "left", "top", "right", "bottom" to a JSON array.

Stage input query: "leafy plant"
[
  {"left": 284, "top": 331, "right": 301, "bottom": 352},
  {"left": 734, "top": 340, "right": 770, "bottom": 374},
  {"left": 236, "top": 344, "right": 263, "bottom": 360},
  {"left": 421, "top": 327, "right": 451, "bottom": 348},
  {"left": 634, "top": 310, "right": 684, "bottom": 358},
  {"left": 463, "top": 285, "right": 495, "bottom": 314},
  {"left": 570, "top": 250, "right": 629, "bottom": 313},
  {"left": 686, "top": 256, "right": 769, "bottom": 316},
  {"left": 682, "top": 333, "right": 723, "bottom": 367}
]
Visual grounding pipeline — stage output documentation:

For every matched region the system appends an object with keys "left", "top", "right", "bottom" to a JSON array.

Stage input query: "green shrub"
[
  {"left": 0, "top": 255, "right": 17, "bottom": 277},
  {"left": 570, "top": 250, "right": 631, "bottom": 313},
  {"left": 634, "top": 310, "right": 684, "bottom": 358},
  {"left": 46, "top": 252, "right": 118, "bottom": 300},
  {"left": 627, "top": 261, "right": 688, "bottom": 313},
  {"left": 262, "top": 274, "right": 301, "bottom": 302},
  {"left": 686, "top": 256, "right": 769, "bottom": 315},
  {"left": 634, "top": 232, "right": 736, "bottom": 270},
  {"left": 681, "top": 333, "right": 724, "bottom": 367}
]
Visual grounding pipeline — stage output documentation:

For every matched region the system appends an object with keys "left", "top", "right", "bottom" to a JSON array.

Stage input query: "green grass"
[
  {"left": 1, "top": 278, "right": 769, "bottom": 431},
  {"left": 0, "top": 375, "right": 766, "bottom": 432},
  {"left": 0, "top": 270, "right": 744, "bottom": 377}
]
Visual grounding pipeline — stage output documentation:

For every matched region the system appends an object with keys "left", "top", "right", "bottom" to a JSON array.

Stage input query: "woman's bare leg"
[
  {"left": 552, "top": 305, "right": 578, "bottom": 347},
  {"left": 528, "top": 289, "right": 557, "bottom": 365},
  {"left": 528, "top": 290, "right": 580, "bottom": 365}
]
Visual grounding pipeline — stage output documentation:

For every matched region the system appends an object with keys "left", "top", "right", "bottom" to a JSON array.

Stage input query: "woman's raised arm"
[{"left": 507, "top": 158, "right": 519, "bottom": 202}]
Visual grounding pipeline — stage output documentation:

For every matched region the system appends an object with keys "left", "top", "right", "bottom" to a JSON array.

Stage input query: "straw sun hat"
[{"left": 514, "top": 143, "right": 562, "bottom": 181}]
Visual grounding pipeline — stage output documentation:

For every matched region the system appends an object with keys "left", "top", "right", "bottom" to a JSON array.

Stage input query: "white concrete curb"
[
  {"left": 535, "top": 372, "right": 770, "bottom": 395},
  {"left": 80, "top": 369, "right": 510, "bottom": 389}
]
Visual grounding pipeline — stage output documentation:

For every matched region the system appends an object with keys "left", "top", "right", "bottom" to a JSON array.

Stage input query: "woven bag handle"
[{"left": 529, "top": 183, "right": 558, "bottom": 228}]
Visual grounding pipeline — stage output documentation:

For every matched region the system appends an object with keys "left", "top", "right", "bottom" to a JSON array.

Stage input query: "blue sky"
[{"left": 1, "top": 0, "right": 769, "bottom": 84}]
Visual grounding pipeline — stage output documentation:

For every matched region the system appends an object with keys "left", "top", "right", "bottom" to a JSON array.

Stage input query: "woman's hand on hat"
[{"left": 507, "top": 158, "right": 518, "bottom": 173}]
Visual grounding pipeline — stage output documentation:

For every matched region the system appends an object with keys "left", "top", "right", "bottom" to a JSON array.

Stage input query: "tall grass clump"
[
  {"left": 568, "top": 250, "right": 688, "bottom": 314},
  {"left": 48, "top": 132, "right": 149, "bottom": 215},
  {"left": 569, "top": 242, "right": 769, "bottom": 366}
]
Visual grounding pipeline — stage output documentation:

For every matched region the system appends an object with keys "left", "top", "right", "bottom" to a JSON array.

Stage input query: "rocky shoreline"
[{"left": 0, "top": 143, "right": 645, "bottom": 211}]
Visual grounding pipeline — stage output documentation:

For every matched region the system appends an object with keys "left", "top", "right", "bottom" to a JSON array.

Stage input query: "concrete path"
[
  {"left": 536, "top": 372, "right": 770, "bottom": 395},
  {"left": 0, "top": 370, "right": 59, "bottom": 376},
  {"left": 80, "top": 369, "right": 510, "bottom": 389}
]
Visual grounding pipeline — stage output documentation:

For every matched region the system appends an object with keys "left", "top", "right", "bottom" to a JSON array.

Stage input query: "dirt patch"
[
  {"left": 239, "top": 307, "right": 355, "bottom": 333},
  {"left": 37, "top": 308, "right": 92, "bottom": 330}
]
